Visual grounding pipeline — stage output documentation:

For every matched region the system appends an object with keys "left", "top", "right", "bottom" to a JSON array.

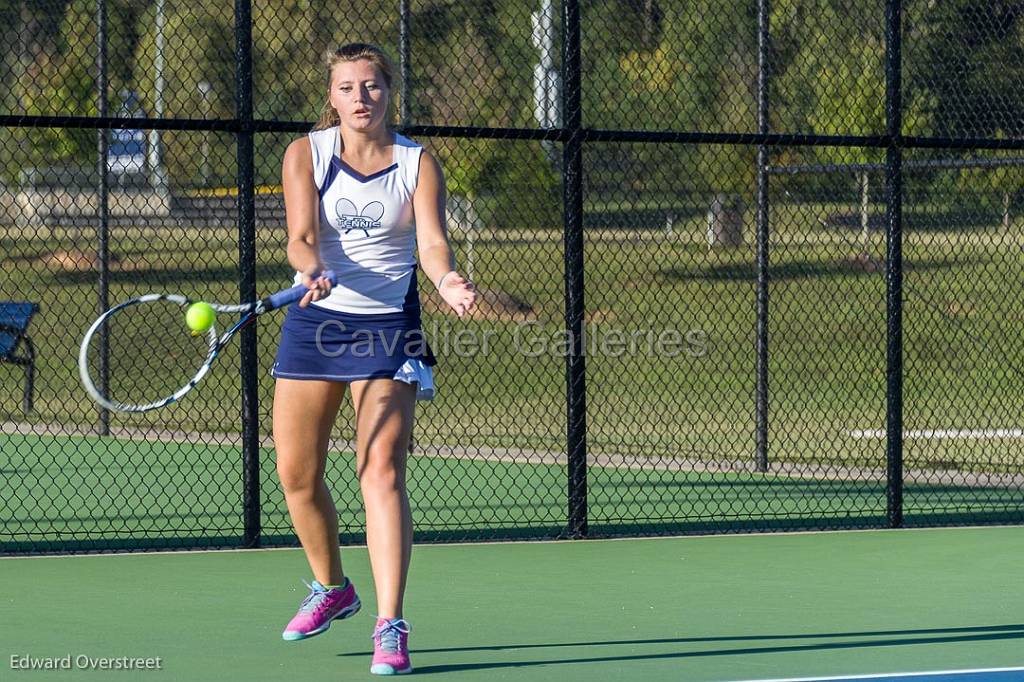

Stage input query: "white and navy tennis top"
[{"left": 299, "top": 127, "right": 423, "bottom": 315}]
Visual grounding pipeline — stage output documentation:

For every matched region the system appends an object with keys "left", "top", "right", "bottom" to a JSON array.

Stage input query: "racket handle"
[{"left": 265, "top": 270, "right": 337, "bottom": 311}]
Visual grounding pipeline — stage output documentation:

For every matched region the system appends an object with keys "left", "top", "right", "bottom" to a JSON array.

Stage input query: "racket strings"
[{"left": 82, "top": 298, "right": 213, "bottom": 409}]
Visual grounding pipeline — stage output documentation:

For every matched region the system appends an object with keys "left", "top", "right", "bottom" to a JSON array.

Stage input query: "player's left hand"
[{"left": 438, "top": 271, "right": 477, "bottom": 318}]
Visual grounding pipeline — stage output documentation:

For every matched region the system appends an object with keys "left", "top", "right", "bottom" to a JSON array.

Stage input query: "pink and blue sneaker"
[
  {"left": 370, "top": 617, "right": 412, "bottom": 675},
  {"left": 281, "top": 579, "right": 361, "bottom": 641}
]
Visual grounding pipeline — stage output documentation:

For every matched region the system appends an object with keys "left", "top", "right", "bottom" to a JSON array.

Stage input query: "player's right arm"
[{"left": 282, "top": 137, "right": 332, "bottom": 307}]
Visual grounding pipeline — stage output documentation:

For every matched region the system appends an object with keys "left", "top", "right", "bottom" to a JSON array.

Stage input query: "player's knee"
[
  {"left": 276, "top": 457, "right": 318, "bottom": 494},
  {"left": 358, "top": 452, "right": 404, "bottom": 494}
]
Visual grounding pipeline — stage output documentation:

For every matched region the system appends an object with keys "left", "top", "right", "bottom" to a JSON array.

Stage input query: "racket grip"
[{"left": 265, "top": 270, "right": 337, "bottom": 311}]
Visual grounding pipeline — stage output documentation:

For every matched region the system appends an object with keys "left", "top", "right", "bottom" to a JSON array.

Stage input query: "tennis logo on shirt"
[{"left": 335, "top": 199, "right": 384, "bottom": 237}]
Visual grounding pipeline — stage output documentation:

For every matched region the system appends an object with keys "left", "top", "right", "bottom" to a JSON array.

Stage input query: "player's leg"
[
  {"left": 274, "top": 377, "right": 347, "bottom": 582},
  {"left": 274, "top": 377, "right": 360, "bottom": 640},
  {"left": 350, "top": 377, "right": 416, "bottom": 674}
]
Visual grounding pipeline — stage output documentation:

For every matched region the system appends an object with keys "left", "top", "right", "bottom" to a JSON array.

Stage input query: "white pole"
[
  {"left": 860, "top": 170, "right": 869, "bottom": 248},
  {"left": 531, "top": 0, "right": 560, "bottom": 165},
  {"left": 198, "top": 80, "right": 212, "bottom": 186},
  {"left": 148, "top": 0, "right": 167, "bottom": 192},
  {"left": 466, "top": 222, "right": 474, "bottom": 282},
  {"left": 531, "top": 1, "right": 556, "bottom": 127}
]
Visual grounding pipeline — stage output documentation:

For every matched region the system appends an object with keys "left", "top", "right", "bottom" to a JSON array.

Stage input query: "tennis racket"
[{"left": 78, "top": 271, "right": 336, "bottom": 413}]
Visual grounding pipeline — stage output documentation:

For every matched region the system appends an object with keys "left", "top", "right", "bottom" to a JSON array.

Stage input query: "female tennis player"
[{"left": 272, "top": 42, "right": 475, "bottom": 675}]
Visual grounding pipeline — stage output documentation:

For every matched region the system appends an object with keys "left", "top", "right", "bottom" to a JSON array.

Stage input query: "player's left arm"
[{"left": 413, "top": 150, "right": 476, "bottom": 317}]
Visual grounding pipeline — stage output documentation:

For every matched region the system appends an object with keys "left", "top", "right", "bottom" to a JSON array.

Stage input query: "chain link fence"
[{"left": 2, "top": 0, "right": 1023, "bottom": 553}]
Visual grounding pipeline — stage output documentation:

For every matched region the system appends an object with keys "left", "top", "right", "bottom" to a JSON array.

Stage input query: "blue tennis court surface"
[{"left": 741, "top": 668, "right": 1024, "bottom": 682}]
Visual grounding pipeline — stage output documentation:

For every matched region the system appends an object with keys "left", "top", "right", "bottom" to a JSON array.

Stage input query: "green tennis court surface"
[{"left": 2, "top": 527, "right": 1022, "bottom": 681}]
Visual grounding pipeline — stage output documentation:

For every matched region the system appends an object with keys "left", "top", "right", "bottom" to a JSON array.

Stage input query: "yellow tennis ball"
[{"left": 185, "top": 302, "right": 216, "bottom": 333}]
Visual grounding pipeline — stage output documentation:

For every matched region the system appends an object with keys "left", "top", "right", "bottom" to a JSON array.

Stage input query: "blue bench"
[{"left": 0, "top": 302, "right": 40, "bottom": 413}]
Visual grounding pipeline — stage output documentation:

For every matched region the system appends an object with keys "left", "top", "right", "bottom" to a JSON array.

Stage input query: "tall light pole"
[
  {"left": 148, "top": 0, "right": 168, "bottom": 193},
  {"left": 531, "top": 0, "right": 560, "bottom": 167}
]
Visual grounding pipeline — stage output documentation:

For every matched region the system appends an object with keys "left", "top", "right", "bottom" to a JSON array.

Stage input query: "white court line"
[
  {"left": 850, "top": 428, "right": 1024, "bottom": 440},
  {"left": 727, "top": 666, "right": 1024, "bottom": 682}
]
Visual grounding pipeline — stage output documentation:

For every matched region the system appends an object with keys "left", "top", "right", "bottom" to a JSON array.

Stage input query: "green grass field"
[
  {"left": 2, "top": 199, "right": 1024, "bottom": 547},
  {"left": 3, "top": 203, "right": 1024, "bottom": 459}
]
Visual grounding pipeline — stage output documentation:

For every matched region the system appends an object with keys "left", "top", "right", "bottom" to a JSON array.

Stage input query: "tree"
[
  {"left": 906, "top": 0, "right": 1024, "bottom": 211},
  {"left": 410, "top": 1, "right": 559, "bottom": 227},
  {"left": 772, "top": 0, "right": 884, "bottom": 167},
  {"left": 1, "top": 1, "right": 75, "bottom": 183},
  {"left": 134, "top": 2, "right": 235, "bottom": 188},
  {"left": 907, "top": 0, "right": 1024, "bottom": 139},
  {"left": 581, "top": 1, "right": 745, "bottom": 204},
  {"left": 0, "top": 1, "right": 151, "bottom": 184}
]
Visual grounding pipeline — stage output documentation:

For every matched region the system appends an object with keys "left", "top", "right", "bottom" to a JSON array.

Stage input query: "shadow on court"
[{"left": 336, "top": 623, "right": 1024, "bottom": 675}]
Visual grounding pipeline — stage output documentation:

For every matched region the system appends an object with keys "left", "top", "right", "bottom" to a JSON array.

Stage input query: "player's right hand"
[{"left": 299, "top": 265, "right": 333, "bottom": 308}]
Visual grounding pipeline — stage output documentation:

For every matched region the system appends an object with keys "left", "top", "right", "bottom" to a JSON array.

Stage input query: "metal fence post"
[
  {"left": 235, "top": 0, "right": 260, "bottom": 548},
  {"left": 563, "top": 0, "right": 587, "bottom": 538},
  {"left": 885, "top": 0, "right": 904, "bottom": 528},
  {"left": 399, "top": 0, "right": 411, "bottom": 126},
  {"left": 755, "top": 0, "right": 771, "bottom": 473},
  {"left": 95, "top": 0, "right": 111, "bottom": 437}
]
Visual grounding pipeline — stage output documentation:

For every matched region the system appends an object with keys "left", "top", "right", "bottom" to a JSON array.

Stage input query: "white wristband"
[{"left": 436, "top": 270, "right": 456, "bottom": 290}]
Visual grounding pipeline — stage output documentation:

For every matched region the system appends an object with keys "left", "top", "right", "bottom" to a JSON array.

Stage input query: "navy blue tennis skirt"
[{"left": 272, "top": 302, "right": 436, "bottom": 382}]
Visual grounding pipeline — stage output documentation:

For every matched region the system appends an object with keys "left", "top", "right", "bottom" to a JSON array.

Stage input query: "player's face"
[{"left": 329, "top": 59, "right": 390, "bottom": 132}]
